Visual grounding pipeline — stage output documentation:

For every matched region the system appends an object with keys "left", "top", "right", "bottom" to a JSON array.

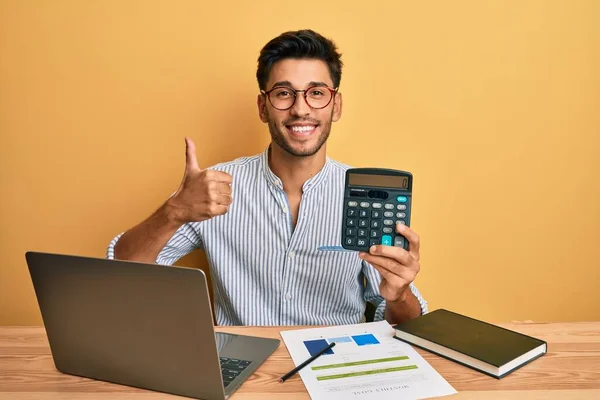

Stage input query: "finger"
[
  {"left": 370, "top": 262, "right": 411, "bottom": 292},
  {"left": 396, "top": 223, "right": 420, "bottom": 259},
  {"left": 209, "top": 204, "right": 229, "bottom": 216},
  {"left": 361, "top": 254, "right": 417, "bottom": 283},
  {"left": 215, "top": 193, "right": 233, "bottom": 206},
  {"left": 185, "top": 137, "right": 200, "bottom": 172},
  {"left": 370, "top": 262, "right": 396, "bottom": 282},
  {"left": 216, "top": 182, "right": 232, "bottom": 195},
  {"left": 360, "top": 252, "right": 401, "bottom": 273},
  {"left": 204, "top": 169, "right": 233, "bottom": 184},
  {"left": 368, "top": 245, "right": 413, "bottom": 266}
]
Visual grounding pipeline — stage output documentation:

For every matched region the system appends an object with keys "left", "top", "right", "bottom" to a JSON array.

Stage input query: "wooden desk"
[{"left": 1, "top": 322, "right": 599, "bottom": 399}]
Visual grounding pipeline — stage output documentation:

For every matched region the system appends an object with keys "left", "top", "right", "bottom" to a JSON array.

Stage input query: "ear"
[
  {"left": 257, "top": 94, "right": 269, "bottom": 123},
  {"left": 332, "top": 92, "right": 343, "bottom": 122}
]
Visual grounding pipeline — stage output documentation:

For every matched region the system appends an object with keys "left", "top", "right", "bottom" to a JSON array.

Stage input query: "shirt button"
[
  {"left": 282, "top": 205, "right": 288, "bottom": 213},
  {"left": 285, "top": 293, "right": 292, "bottom": 300},
  {"left": 288, "top": 251, "right": 295, "bottom": 259}
]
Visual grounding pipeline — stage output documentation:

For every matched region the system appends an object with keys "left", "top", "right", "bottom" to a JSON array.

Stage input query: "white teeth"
[{"left": 290, "top": 126, "right": 315, "bottom": 132}]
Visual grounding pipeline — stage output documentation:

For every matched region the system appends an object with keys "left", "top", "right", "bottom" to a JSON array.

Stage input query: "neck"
[{"left": 268, "top": 143, "right": 327, "bottom": 195}]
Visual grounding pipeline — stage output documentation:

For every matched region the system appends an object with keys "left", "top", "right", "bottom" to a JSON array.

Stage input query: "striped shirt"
[{"left": 107, "top": 147, "right": 428, "bottom": 326}]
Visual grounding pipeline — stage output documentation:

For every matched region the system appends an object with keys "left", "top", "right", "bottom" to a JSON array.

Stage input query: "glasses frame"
[{"left": 261, "top": 85, "right": 339, "bottom": 111}]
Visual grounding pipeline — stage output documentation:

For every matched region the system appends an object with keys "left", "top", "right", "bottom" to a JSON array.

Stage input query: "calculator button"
[
  {"left": 347, "top": 218, "right": 357, "bottom": 227},
  {"left": 345, "top": 237, "right": 356, "bottom": 246},
  {"left": 383, "top": 211, "right": 394, "bottom": 218},
  {"left": 371, "top": 220, "right": 381, "bottom": 229},
  {"left": 397, "top": 204, "right": 407, "bottom": 210},
  {"left": 396, "top": 212, "right": 406, "bottom": 218},
  {"left": 383, "top": 220, "right": 394, "bottom": 226},
  {"left": 357, "top": 238, "right": 368, "bottom": 247},
  {"left": 384, "top": 204, "right": 394, "bottom": 210},
  {"left": 370, "top": 230, "right": 380, "bottom": 238},
  {"left": 372, "top": 203, "right": 382, "bottom": 209},
  {"left": 359, "top": 210, "right": 368, "bottom": 218},
  {"left": 359, "top": 219, "right": 369, "bottom": 228},
  {"left": 396, "top": 220, "right": 406, "bottom": 225},
  {"left": 348, "top": 201, "right": 358, "bottom": 207},
  {"left": 360, "top": 202, "right": 370, "bottom": 208},
  {"left": 358, "top": 229, "right": 368, "bottom": 237},
  {"left": 382, "top": 227, "right": 393, "bottom": 234},
  {"left": 371, "top": 210, "right": 381, "bottom": 219},
  {"left": 381, "top": 235, "right": 393, "bottom": 246},
  {"left": 396, "top": 196, "right": 408, "bottom": 203},
  {"left": 394, "top": 236, "right": 406, "bottom": 247},
  {"left": 346, "top": 228, "right": 356, "bottom": 236},
  {"left": 369, "top": 239, "right": 379, "bottom": 247},
  {"left": 347, "top": 209, "right": 357, "bottom": 217}
]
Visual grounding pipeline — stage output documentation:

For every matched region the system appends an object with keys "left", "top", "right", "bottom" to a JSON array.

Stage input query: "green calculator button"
[
  {"left": 381, "top": 235, "right": 393, "bottom": 246},
  {"left": 396, "top": 196, "right": 408, "bottom": 203}
]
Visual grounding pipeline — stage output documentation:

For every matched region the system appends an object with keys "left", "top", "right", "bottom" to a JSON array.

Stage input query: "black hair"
[{"left": 256, "top": 29, "right": 343, "bottom": 91}]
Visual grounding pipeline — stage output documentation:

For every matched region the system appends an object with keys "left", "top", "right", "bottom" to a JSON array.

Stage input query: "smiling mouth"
[{"left": 286, "top": 124, "right": 318, "bottom": 137}]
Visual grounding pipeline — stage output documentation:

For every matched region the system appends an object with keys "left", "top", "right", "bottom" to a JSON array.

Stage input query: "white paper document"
[{"left": 280, "top": 321, "right": 456, "bottom": 400}]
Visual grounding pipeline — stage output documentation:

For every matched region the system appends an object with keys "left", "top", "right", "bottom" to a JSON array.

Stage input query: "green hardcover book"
[{"left": 393, "top": 309, "right": 547, "bottom": 378}]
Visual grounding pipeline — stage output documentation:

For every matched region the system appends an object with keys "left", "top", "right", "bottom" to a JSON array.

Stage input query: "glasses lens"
[
  {"left": 305, "top": 87, "right": 333, "bottom": 109},
  {"left": 269, "top": 87, "right": 295, "bottom": 110}
]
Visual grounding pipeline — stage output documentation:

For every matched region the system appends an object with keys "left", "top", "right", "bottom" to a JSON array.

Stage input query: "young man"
[{"left": 107, "top": 29, "right": 427, "bottom": 326}]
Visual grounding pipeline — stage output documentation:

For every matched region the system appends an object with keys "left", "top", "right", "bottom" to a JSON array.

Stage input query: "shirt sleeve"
[
  {"left": 362, "top": 260, "right": 429, "bottom": 321},
  {"left": 105, "top": 222, "right": 203, "bottom": 265}
]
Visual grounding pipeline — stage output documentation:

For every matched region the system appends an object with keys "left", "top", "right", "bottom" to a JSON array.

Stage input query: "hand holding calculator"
[{"left": 341, "top": 168, "right": 413, "bottom": 252}]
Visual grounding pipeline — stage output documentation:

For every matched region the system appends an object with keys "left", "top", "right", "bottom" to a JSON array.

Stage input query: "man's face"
[{"left": 257, "top": 59, "right": 342, "bottom": 157}]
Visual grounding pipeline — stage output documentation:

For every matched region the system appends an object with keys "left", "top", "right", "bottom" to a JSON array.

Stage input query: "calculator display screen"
[{"left": 348, "top": 173, "right": 409, "bottom": 189}]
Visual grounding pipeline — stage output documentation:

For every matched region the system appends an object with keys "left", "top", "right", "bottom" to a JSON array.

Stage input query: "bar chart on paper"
[
  {"left": 282, "top": 321, "right": 456, "bottom": 400},
  {"left": 303, "top": 333, "right": 381, "bottom": 356}
]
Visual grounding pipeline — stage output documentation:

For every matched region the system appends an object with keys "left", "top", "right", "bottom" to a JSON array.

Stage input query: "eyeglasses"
[{"left": 261, "top": 86, "right": 338, "bottom": 111}]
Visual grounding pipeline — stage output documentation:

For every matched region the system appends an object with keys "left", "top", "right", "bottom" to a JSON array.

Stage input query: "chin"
[{"left": 284, "top": 141, "right": 325, "bottom": 158}]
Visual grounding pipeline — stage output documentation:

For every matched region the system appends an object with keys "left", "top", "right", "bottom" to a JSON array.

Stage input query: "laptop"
[{"left": 25, "top": 251, "right": 280, "bottom": 400}]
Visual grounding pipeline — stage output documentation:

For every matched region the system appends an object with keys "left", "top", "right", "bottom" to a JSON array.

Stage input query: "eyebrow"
[{"left": 270, "top": 81, "right": 332, "bottom": 89}]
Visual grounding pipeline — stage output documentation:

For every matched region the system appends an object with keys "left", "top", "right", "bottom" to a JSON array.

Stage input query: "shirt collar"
[{"left": 260, "top": 146, "right": 332, "bottom": 193}]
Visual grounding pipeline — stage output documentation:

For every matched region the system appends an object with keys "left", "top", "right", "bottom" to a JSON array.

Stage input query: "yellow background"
[{"left": 1, "top": 0, "right": 599, "bottom": 325}]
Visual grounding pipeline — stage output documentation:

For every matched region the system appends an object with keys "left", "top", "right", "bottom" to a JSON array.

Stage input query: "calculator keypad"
[{"left": 344, "top": 198, "right": 410, "bottom": 251}]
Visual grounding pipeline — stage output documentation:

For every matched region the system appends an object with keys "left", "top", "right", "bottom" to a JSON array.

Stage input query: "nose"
[{"left": 290, "top": 92, "right": 311, "bottom": 117}]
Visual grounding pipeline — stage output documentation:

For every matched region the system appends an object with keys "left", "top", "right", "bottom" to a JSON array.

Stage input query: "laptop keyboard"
[{"left": 219, "top": 357, "right": 252, "bottom": 387}]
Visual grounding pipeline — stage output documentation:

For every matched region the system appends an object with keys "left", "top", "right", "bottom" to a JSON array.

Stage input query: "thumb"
[{"left": 184, "top": 137, "right": 200, "bottom": 172}]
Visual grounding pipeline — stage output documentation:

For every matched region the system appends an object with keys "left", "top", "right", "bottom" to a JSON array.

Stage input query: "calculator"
[{"left": 341, "top": 168, "right": 412, "bottom": 252}]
